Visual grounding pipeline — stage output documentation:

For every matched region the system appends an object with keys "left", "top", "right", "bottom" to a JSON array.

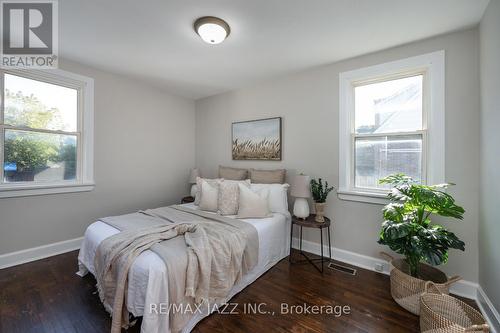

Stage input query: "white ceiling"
[{"left": 60, "top": 0, "right": 489, "bottom": 100}]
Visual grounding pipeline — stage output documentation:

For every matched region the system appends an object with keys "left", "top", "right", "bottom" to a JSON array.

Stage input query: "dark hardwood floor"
[{"left": 0, "top": 250, "right": 476, "bottom": 333}]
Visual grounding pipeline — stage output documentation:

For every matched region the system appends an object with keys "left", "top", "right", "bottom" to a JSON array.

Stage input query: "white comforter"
[{"left": 77, "top": 203, "right": 291, "bottom": 333}]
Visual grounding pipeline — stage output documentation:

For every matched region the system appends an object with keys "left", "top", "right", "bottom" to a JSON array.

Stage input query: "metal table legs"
[{"left": 289, "top": 224, "right": 332, "bottom": 273}]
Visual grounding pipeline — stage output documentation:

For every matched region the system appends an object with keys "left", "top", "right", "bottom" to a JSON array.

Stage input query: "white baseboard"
[
  {"left": 0, "top": 237, "right": 83, "bottom": 269},
  {"left": 477, "top": 286, "right": 500, "bottom": 333},
  {"left": 450, "top": 279, "right": 480, "bottom": 300},
  {"left": 292, "top": 237, "right": 476, "bottom": 299},
  {"left": 291, "top": 237, "right": 391, "bottom": 274},
  {"left": 291, "top": 237, "right": 500, "bottom": 330}
]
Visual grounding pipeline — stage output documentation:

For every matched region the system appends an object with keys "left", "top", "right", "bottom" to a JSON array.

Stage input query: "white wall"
[
  {"left": 479, "top": 0, "right": 500, "bottom": 312},
  {"left": 0, "top": 59, "right": 196, "bottom": 255},
  {"left": 195, "top": 29, "right": 480, "bottom": 282}
]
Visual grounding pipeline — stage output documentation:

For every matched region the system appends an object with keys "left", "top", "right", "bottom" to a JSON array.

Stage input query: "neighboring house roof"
[{"left": 373, "top": 84, "right": 421, "bottom": 134}]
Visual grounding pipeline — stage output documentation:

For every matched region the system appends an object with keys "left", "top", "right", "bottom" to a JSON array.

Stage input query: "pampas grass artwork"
[{"left": 232, "top": 117, "right": 281, "bottom": 160}]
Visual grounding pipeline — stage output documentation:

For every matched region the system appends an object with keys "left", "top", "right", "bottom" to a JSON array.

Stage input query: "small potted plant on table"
[
  {"left": 310, "top": 178, "right": 334, "bottom": 222},
  {"left": 378, "top": 174, "right": 465, "bottom": 315}
]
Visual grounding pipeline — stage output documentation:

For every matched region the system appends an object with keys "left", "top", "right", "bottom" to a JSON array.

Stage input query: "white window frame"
[
  {"left": 0, "top": 68, "right": 94, "bottom": 198},
  {"left": 338, "top": 51, "right": 445, "bottom": 204}
]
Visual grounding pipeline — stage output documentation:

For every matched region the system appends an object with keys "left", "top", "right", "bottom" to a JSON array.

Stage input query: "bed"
[{"left": 77, "top": 202, "right": 291, "bottom": 333}]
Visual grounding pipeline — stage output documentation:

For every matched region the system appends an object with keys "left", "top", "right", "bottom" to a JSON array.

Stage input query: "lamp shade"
[
  {"left": 189, "top": 168, "right": 200, "bottom": 184},
  {"left": 291, "top": 174, "right": 311, "bottom": 198}
]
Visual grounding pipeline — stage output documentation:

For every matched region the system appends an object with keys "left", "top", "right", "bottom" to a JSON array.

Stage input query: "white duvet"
[{"left": 77, "top": 203, "right": 291, "bottom": 333}]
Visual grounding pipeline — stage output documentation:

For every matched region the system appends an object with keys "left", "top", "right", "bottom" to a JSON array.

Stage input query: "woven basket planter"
[
  {"left": 420, "top": 281, "right": 489, "bottom": 333},
  {"left": 381, "top": 252, "right": 461, "bottom": 315}
]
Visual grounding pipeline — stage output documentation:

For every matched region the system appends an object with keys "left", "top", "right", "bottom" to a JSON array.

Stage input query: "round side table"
[
  {"left": 289, "top": 214, "right": 332, "bottom": 273},
  {"left": 181, "top": 196, "right": 195, "bottom": 204}
]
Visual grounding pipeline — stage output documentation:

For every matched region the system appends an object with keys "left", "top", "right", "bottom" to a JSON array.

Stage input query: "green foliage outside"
[
  {"left": 5, "top": 132, "right": 58, "bottom": 172},
  {"left": 378, "top": 173, "right": 465, "bottom": 278},
  {"left": 3, "top": 90, "right": 76, "bottom": 178},
  {"left": 59, "top": 143, "right": 77, "bottom": 179},
  {"left": 310, "top": 178, "right": 334, "bottom": 203},
  {"left": 4, "top": 89, "right": 63, "bottom": 130}
]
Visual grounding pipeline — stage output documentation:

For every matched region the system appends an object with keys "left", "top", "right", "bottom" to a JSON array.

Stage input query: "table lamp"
[
  {"left": 291, "top": 174, "right": 311, "bottom": 219},
  {"left": 189, "top": 168, "right": 200, "bottom": 197}
]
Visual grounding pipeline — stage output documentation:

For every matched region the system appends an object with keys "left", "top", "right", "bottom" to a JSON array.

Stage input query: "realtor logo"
[{"left": 1, "top": 0, "right": 58, "bottom": 68}]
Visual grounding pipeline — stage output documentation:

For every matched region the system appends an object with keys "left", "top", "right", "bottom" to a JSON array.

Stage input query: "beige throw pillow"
[
  {"left": 249, "top": 168, "right": 286, "bottom": 184},
  {"left": 195, "top": 177, "right": 222, "bottom": 205},
  {"left": 199, "top": 179, "right": 219, "bottom": 212},
  {"left": 219, "top": 166, "right": 248, "bottom": 180},
  {"left": 218, "top": 180, "right": 251, "bottom": 216},
  {"left": 237, "top": 184, "right": 271, "bottom": 219}
]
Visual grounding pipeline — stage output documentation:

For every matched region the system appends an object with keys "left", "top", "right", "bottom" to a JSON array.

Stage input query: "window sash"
[
  {"left": 351, "top": 71, "right": 427, "bottom": 134},
  {"left": 351, "top": 69, "right": 426, "bottom": 89},
  {"left": 0, "top": 126, "right": 82, "bottom": 185},
  {"left": 338, "top": 51, "right": 445, "bottom": 203},
  {"left": 351, "top": 131, "right": 427, "bottom": 192},
  {"left": 349, "top": 72, "right": 428, "bottom": 193},
  {"left": 0, "top": 70, "right": 84, "bottom": 186}
]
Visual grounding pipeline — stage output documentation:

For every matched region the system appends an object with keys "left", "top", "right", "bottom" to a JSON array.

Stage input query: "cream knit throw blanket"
[{"left": 93, "top": 205, "right": 258, "bottom": 333}]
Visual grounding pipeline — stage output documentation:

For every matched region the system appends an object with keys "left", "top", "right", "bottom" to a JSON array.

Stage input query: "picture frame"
[{"left": 232, "top": 117, "right": 282, "bottom": 160}]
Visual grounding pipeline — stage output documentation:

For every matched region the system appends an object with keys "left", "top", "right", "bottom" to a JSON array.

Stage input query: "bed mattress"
[{"left": 77, "top": 203, "right": 291, "bottom": 333}]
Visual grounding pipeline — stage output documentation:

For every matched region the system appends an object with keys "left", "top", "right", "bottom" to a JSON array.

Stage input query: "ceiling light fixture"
[{"left": 194, "top": 16, "right": 230, "bottom": 45}]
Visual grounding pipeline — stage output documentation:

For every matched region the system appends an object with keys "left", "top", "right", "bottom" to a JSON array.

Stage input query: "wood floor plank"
[{"left": 0, "top": 250, "right": 477, "bottom": 333}]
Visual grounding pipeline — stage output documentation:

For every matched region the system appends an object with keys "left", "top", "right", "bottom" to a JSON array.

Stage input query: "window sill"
[
  {"left": 337, "top": 189, "right": 389, "bottom": 205},
  {"left": 0, "top": 182, "right": 95, "bottom": 199}
]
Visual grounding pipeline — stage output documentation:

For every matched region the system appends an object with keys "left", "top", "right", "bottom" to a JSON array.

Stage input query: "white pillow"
[
  {"left": 237, "top": 184, "right": 271, "bottom": 219},
  {"left": 195, "top": 177, "right": 222, "bottom": 205},
  {"left": 199, "top": 179, "right": 219, "bottom": 212},
  {"left": 250, "top": 183, "right": 289, "bottom": 215}
]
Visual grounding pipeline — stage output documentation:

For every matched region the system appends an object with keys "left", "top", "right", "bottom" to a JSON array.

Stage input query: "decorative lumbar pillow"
[
  {"left": 237, "top": 184, "right": 271, "bottom": 219},
  {"left": 218, "top": 166, "right": 248, "bottom": 180},
  {"left": 199, "top": 179, "right": 220, "bottom": 212},
  {"left": 218, "top": 179, "right": 251, "bottom": 216},
  {"left": 195, "top": 177, "right": 222, "bottom": 205},
  {"left": 250, "top": 183, "right": 289, "bottom": 215},
  {"left": 249, "top": 168, "right": 286, "bottom": 184}
]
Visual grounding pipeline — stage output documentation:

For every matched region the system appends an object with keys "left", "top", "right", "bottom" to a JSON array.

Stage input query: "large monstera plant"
[{"left": 378, "top": 174, "right": 466, "bottom": 278}]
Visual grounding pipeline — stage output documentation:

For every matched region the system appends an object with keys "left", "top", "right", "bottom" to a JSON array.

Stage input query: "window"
[
  {"left": 0, "top": 69, "right": 94, "bottom": 198},
  {"left": 338, "top": 51, "right": 444, "bottom": 204}
]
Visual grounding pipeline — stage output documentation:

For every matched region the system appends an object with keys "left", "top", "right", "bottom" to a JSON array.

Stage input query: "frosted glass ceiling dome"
[{"left": 194, "top": 16, "right": 230, "bottom": 45}]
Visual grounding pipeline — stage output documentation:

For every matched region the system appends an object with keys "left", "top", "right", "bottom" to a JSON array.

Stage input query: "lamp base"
[
  {"left": 293, "top": 198, "right": 310, "bottom": 219},
  {"left": 190, "top": 184, "right": 198, "bottom": 197}
]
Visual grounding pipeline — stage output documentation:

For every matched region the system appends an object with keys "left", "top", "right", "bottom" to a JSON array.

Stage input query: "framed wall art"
[{"left": 232, "top": 117, "right": 282, "bottom": 161}]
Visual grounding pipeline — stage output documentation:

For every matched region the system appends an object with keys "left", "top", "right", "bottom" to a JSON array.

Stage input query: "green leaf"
[
  {"left": 310, "top": 177, "right": 335, "bottom": 203},
  {"left": 377, "top": 173, "right": 466, "bottom": 276}
]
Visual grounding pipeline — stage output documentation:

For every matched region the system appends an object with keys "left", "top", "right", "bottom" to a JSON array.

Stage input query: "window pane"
[
  {"left": 4, "top": 74, "right": 78, "bottom": 132},
  {"left": 355, "top": 135, "right": 422, "bottom": 189},
  {"left": 355, "top": 75, "right": 423, "bottom": 134},
  {"left": 3, "top": 130, "right": 77, "bottom": 183}
]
